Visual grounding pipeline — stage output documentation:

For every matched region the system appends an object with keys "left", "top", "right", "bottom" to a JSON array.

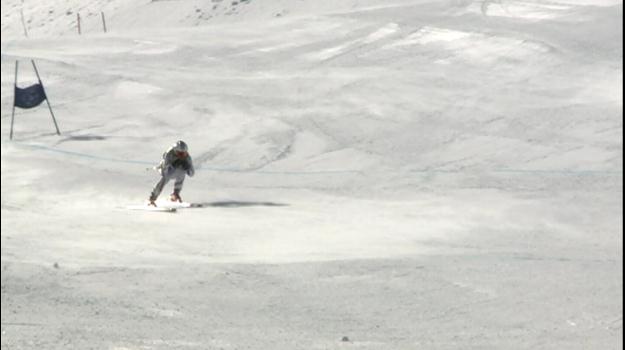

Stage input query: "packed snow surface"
[{"left": 1, "top": 0, "right": 622, "bottom": 349}]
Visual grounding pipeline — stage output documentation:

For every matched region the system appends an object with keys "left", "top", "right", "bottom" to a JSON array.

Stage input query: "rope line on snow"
[
  {"left": 10, "top": 141, "right": 365, "bottom": 175},
  {"left": 8, "top": 141, "right": 623, "bottom": 177}
]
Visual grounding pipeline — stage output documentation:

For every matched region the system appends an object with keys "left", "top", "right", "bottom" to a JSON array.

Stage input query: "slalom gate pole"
[
  {"left": 31, "top": 60, "right": 61, "bottom": 135},
  {"left": 10, "top": 61, "right": 19, "bottom": 140}
]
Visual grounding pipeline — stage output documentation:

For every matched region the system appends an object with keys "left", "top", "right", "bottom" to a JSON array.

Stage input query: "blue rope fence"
[{"left": 10, "top": 141, "right": 623, "bottom": 177}]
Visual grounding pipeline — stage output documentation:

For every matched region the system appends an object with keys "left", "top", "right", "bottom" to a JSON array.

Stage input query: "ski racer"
[{"left": 149, "top": 140, "right": 195, "bottom": 206}]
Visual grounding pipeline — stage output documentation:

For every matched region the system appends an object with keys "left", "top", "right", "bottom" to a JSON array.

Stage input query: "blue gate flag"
[{"left": 14, "top": 84, "right": 46, "bottom": 109}]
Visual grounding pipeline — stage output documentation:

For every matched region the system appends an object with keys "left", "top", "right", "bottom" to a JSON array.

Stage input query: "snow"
[{"left": 1, "top": 0, "right": 623, "bottom": 349}]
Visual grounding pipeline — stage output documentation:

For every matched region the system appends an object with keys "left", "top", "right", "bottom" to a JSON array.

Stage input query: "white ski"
[
  {"left": 154, "top": 200, "right": 194, "bottom": 209},
  {"left": 125, "top": 199, "right": 201, "bottom": 212},
  {"left": 126, "top": 204, "right": 177, "bottom": 212}
]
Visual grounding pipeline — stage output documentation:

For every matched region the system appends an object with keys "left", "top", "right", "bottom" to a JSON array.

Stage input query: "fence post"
[
  {"left": 77, "top": 12, "right": 81, "bottom": 35},
  {"left": 20, "top": 9, "right": 29, "bottom": 37},
  {"left": 101, "top": 11, "right": 107, "bottom": 33}
]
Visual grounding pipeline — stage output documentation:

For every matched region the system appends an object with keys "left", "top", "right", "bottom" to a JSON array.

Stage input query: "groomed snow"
[{"left": 1, "top": 0, "right": 622, "bottom": 349}]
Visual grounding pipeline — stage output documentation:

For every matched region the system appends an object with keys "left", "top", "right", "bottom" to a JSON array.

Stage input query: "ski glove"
[
  {"left": 172, "top": 159, "right": 189, "bottom": 169},
  {"left": 163, "top": 165, "right": 176, "bottom": 177}
]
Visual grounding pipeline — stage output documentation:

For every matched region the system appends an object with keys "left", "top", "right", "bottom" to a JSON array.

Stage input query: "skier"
[{"left": 148, "top": 140, "right": 195, "bottom": 206}]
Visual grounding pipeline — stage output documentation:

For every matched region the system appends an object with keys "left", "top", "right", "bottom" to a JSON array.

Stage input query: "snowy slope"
[{"left": 1, "top": 0, "right": 623, "bottom": 349}]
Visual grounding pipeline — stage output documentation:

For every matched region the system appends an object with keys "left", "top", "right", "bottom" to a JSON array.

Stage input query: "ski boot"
[
  {"left": 170, "top": 191, "right": 182, "bottom": 203},
  {"left": 148, "top": 194, "right": 157, "bottom": 207}
]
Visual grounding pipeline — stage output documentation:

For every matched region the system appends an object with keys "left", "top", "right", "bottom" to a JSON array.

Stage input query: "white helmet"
[{"left": 173, "top": 140, "right": 188, "bottom": 153}]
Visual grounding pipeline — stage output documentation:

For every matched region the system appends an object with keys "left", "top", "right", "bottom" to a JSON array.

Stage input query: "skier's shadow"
[
  {"left": 191, "top": 201, "right": 289, "bottom": 208},
  {"left": 59, "top": 135, "right": 108, "bottom": 142}
]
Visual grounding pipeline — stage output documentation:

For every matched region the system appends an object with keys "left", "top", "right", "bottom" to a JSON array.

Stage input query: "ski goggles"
[{"left": 175, "top": 151, "right": 188, "bottom": 158}]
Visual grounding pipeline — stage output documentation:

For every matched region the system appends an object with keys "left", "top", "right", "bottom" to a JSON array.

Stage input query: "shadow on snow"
[{"left": 190, "top": 201, "right": 289, "bottom": 208}]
